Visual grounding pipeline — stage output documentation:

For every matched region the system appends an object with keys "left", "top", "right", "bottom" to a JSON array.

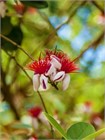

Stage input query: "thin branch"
[
  {"left": 37, "top": 91, "right": 54, "bottom": 138},
  {"left": 6, "top": 52, "right": 32, "bottom": 83},
  {"left": 0, "top": 34, "right": 34, "bottom": 61},
  {"left": 44, "top": 1, "right": 87, "bottom": 46},
  {"left": 56, "top": 1, "right": 87, "bottom": 31},
  {"left": 3, "top": 50, "right": 54, "bottom": 137},
  {"left": 92, "top": 0, "right": 104, "bottom": 14},
  {"left": 73, "top": 31, "right": 104, "bottom": 62}
]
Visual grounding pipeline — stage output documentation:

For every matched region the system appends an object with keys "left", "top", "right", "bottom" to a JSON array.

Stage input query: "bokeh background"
[{"left": 1, "top": 0, "right": 105, "bottom": 139}]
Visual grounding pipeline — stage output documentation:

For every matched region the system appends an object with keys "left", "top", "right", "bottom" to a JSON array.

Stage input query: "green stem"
[
  {"left": 37, "top": 91, "right": 54, "bottom": 138},
  {"left": 83, "top": 128, "right": 105, "bottom": 140}
]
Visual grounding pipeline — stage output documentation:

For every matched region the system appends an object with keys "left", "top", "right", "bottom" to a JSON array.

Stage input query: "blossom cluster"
[{"left": 26, "top": 49, "right": 78, "bottom": 91}]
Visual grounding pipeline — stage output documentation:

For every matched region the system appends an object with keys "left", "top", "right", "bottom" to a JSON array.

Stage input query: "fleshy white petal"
[
  {"left": 53, "top": 71, "right": 65, "bottom": 82},
  {"left": 40, "top": 74, "right": 48, "bottom": 89},
  {"left": 62, "top": 74, "right": 70, "bottom": 91},
  {"left": 50, "top": 67, "right": 57, "bottom": 81},
  {"left": 32, "top": 118, "right": 39, "bottom": 129},
  {"left": 50, "top": 55, "right": 61, "bottom": 70},
  {"left": 33, "top": 74, "right": 40, "bottom": 91},
  {"left": 45, "top": 64, "right": 56, "bottom": 76}
]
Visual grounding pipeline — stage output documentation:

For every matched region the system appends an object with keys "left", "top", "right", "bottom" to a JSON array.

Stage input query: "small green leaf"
[
  {"left": 67, "top": 122, "right": 95, "bottom": 140},
  {"left": 83, "top": 128, "right": 105, "bottom": 140},
  {"left": 44, "top": 112, "right": 67, "bottom": 140},
  {"left": 22, "top": 1, "right": 48, "bottom": 9}
]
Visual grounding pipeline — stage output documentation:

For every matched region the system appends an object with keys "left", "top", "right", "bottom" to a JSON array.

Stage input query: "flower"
[
  {"left": 14, "top": 2, "right": 25, "bottom": 15},
  {"left": 26, "top": 58, "right": 51, "bottom": 91},
  {"left": 26, "top": 48, "right": 78, "bottom": 91},
  {"left": 45, "top": 49, "right": 78, "bottom": 90},
  {"left": 28, "top": 106, "right": 42, "bottom": 118}
]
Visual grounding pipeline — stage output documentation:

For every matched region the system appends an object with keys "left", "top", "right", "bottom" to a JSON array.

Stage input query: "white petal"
[
  {"left": 33, "top": 74, "right": 40, "bottom": 91},
  {"left": 53, "top": 71, "right": 65, "bottom": 82},
  {"left": 45, "top": 64, "right": 56, "bottom": 76},
  {"left": 32, "top": 118, "right": 39, "bottom": 129},
  {"left": 40, "top": 74, "right": 48, "bottom": 89},
  {"left": 50, "top": 55, "right": 61, "bottom": 70},
  {"left": 50, "top": 68, "right": 57, "bottom": 81},
  {"left": 62, "top": 74, "right": 70, "bottom": 91}
]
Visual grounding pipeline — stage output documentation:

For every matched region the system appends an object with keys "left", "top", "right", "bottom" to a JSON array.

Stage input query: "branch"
[
  {"left": 44, "top": 1, "right": 87, "bottom": 46},
  {"left": 6, "top": 52, "right": 32, "bottom": 83},
  {"left": 92, "top": 0, "right": 104, "bottom": 14},
  {"left": 56, "top": 1, "right": 87, "bottom": 31},
  {"left": 3, "top": 51, "right": 54, "bottom": 137},
  {"left": 73, "top": 31, "right": 104, "bottom": 62},
  {"left": 0, "top": 34, "right": 34, "bottom": 61}
]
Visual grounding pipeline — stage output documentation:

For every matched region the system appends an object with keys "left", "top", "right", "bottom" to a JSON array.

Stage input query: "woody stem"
[{"left": 37, "top": 91, "right": 54, "bottom": 138}]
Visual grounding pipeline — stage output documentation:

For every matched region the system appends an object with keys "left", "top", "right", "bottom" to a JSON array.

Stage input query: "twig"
[
  {"left": 37, "top": 91, "right": 54, "bottom": 138},
  {"left": 56, "top": 1, "right": 87, "bottom": 31},
  {"left": 0, "top": 34, "right": 34, "bottom": 61},
  {"left": 6, "top": 52, "right": 32, "bottom": 83},
  {"left": 73, "top": 31, "right": 104, "bottom": 62},
  {"left": 44, "top": 1, "right": 87, "bottom": 46},
  {"left": 92, "top": 0, "right": 104, "bottom": 14},
  {"left": 3, "top": 51, "right": 54, "bottom": 137}
]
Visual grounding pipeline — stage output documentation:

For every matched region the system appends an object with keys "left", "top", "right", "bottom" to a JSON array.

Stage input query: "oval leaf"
[
  {"left": 44, "top": 112, "right": 67, "bottom": 140},
  {"left": 67, "top": 122, "right": 95, "bottom": 140}
]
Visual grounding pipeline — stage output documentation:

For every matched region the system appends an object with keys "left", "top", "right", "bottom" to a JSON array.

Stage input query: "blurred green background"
[{"left": 1, "top": 0, "right": 105, "bottom": 139}]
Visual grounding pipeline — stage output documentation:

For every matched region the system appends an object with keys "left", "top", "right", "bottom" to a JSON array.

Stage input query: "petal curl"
[
  {"left": 50, "top": 55, "right": 61, "bottom": 70},
  {"left": 53, "top": 71, "right": 65, "bottom": 82},
  {"left": 45, "top": 64, "right": 56, "bottom": 76},
  {"left": 40, "top": 74, "right": 48, "bottom": 89}
]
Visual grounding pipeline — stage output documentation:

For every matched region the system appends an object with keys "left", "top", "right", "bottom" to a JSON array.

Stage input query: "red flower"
[
  {"left": 28, "top": 107, "right": 42, "bottom": 118},
  {"left": 26, "top": 58, "right": 51, "bottom": 91},
  {"left": 14, "top": 3, "right": 25, "bottom": 15},
  {"left": 45, "top": 49, "right": 78, "bottom": 73},
  {"left": 26, "top": 49, "right": 79, "bottom": 91},
  {"left": 26, "top": 58, "right": 50, "bottom": 74}
]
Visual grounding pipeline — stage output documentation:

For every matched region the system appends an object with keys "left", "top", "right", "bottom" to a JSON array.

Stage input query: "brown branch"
[
  {"left": 56, "top": 1, "right": 87, "bottom": 31},
  {"left": 92, "top": 0, "right": 104, "bottom": 14},
  {"left": 44, "top": 1, "right": 87, "bottom": 46},
  {"left": 2, "top": 50, "right": 54, "bottom": 137},
  {"left": 5, "top": 52, "right": 32, "bottom": 83},
  {"left": 73, "top": 31, "right": 104, "bottom": 62},
  {"left": 0, "top": 34, "right": 34, "bottom": 61}
]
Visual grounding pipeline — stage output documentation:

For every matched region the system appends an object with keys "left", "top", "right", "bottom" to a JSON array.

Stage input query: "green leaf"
[
  {"left": 83, "top": 128, "right": 105, "bottom": 140},
  {"left": 44, "top": 112, "right": 67, "bottom": 140},
  {"left": 1, "top": 27, "right": 23, "bottom": 51},
  {"left": 67, "top": 122, "right": 95, "bottom": 140},
  {"left": 22, "top": 1, "right": 48, "bottom": 9},
  {"left": 1, "top": 17, "right": 13, "bottom": 35}
]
